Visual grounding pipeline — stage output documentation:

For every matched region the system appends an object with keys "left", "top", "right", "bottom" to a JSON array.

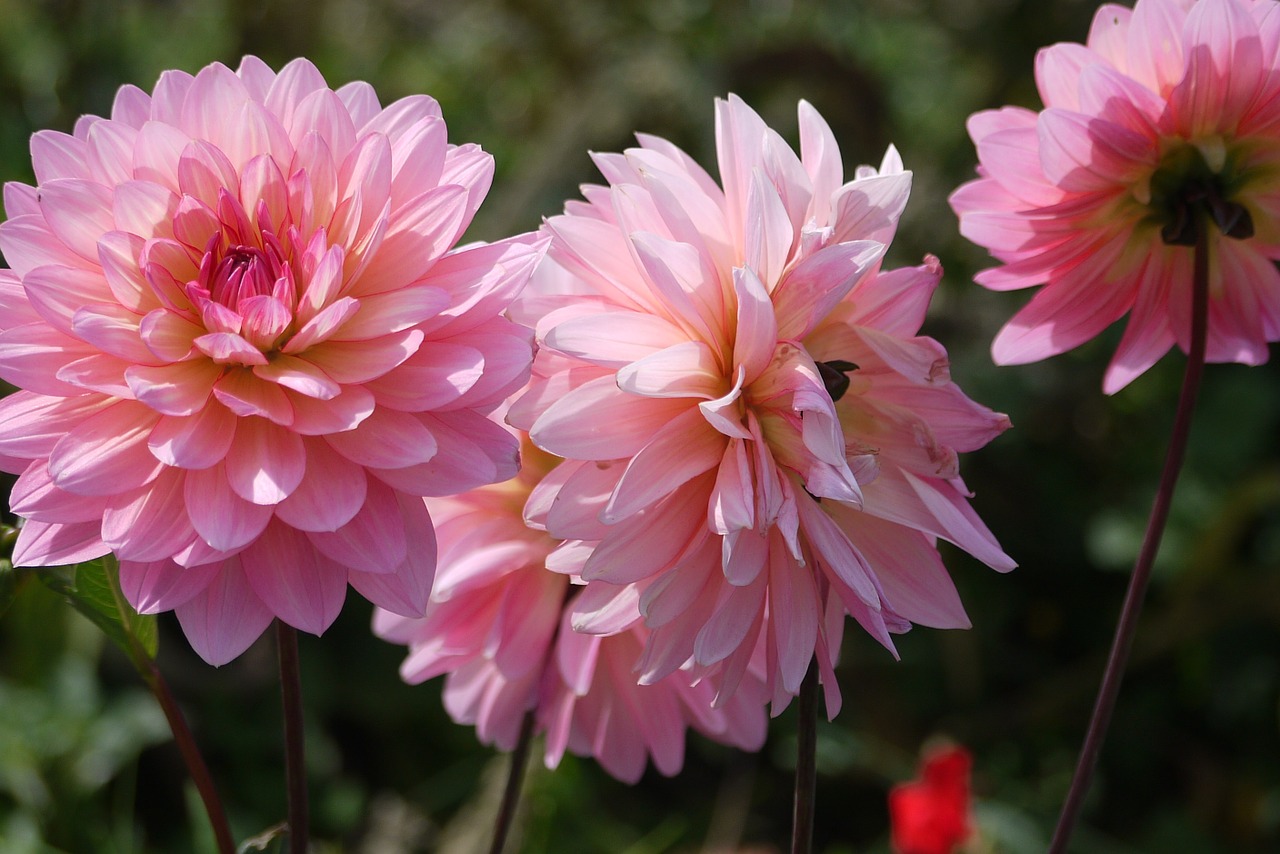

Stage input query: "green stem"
[
  {"left": 791, "top": 660, "right": 819, "bottom": 854},
  {"left": 277, "top": 621, "right": 309, "bottom": 854},
  {"left": 1048, "top": 230, "right": 1210, "bottom": 852}
]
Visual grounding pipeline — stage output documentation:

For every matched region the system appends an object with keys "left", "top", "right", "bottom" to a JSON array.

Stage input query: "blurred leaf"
[
  {"left": 36, "top": 554, "right": 157, "bottom": 665},
  {"left": 0, "top": 560, "right": 17, "bottom": 618}
]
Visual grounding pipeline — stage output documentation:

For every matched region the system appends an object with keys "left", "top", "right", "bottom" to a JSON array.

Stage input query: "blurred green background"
[{"left": 1, "top": 0, "right": 1279, "bottom": 851}]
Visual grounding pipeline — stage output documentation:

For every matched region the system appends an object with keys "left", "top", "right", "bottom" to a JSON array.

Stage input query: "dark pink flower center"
[{"left": 208, "top": 245, "right": 278, "bottom": 311}]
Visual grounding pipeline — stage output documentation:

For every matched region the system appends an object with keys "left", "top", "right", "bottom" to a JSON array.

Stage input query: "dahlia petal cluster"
[
  {"left": 0, "top": 57, "right": 545, "bottom": 664},
  {"left": 509, "top": 96, "right": 1012, "bottom": 714},
  {"left": 952, "top": 0, "right": 1280, "bottom": 392},
  {"left": 373, "top": 437, "right": 767, "bottom": 783}
]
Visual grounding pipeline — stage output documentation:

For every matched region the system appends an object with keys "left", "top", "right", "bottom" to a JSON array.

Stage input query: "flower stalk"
[
  {"left": 791, "top": 660, "right": 819, "bottom": 854},
  {"left": 489, "top": 711, "right": 537, "bottom": 854},
  {"left": 277, "top": 622, "right": 309, "bottom": 854},
  {"left": 139, "top": 659, "right": 236, "bottom": 854},
  {"left": 1049, "top": 225, "right": 1210, "bottom": 852}
]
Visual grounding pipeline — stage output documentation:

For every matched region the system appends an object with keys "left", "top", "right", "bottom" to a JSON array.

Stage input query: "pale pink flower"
[
  {"left": 0, "top": 57, "right": 545, "bottom": 664},
  {"left": 373, "top": 437, "right": 767, "bottom": 783},
  {"left": 509, "top": 96, "right": 1012, "bottom": 714},
  {"left": 952, "top": 0, "right": 1280, "bottom": 392}
]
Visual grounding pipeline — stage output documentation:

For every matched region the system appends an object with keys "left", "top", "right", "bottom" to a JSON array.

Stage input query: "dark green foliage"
[{"left": 1, "top": 0, "right": 1279, "bottom": 851}]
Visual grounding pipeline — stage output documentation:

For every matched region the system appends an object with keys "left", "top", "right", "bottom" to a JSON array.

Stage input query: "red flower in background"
[{"left": 889, "top": 745, "right": 973, "bottom": 854}]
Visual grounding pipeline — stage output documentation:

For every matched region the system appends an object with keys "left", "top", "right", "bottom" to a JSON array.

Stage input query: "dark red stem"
[
  {"left": 140, "top": 661, "right": 236, "bottom": 854},
  {"left": 489, "top": 710, "right": 537, "bottom": 854},
  {"left": 1049, "top": 231, "right": 1210, "bottom": 852},
  {"left": 791, "top": 660, "right": 819, "bottom": 854},
  {"left": 277, "top": 621, "right": 309, "bottom": 854}
]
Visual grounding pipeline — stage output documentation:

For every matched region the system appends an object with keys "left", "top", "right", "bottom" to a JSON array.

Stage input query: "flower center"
[
  {"left": 206, "top": 243, "right": 281, "bottom": 312},
  {"left": 1147, "top": 143, "right": 1254, "bottom": 246}
]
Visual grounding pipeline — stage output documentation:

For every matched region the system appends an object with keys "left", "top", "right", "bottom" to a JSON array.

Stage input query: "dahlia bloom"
[
  {"left": 509, "top": 96, "right": 1012, "bottom": 714},
  {"left": 952, "top": 0, "right": 1280, "bottom": 392},
  {"left": 888, "top": 745, "right": 973, "bottom": 854},
  {"left": 0, "top": 57, "right": 545, "bottom": 664},
  {"left": 373, "top": 437, "right": 767, "bottom": 784}
]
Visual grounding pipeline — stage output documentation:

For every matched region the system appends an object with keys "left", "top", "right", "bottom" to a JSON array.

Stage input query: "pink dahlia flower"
[
  {"left": 952, "top": 0, "right": 1280, "bottom": 392},
  {"left": 0, "top": 57, "right": 545, "bottom": 664},
  {"left": 509, "top": 96, "right": 1012, "bottom": 714},
  {"left": 373, "top": 436, "right": 767, "bottom": 784}
]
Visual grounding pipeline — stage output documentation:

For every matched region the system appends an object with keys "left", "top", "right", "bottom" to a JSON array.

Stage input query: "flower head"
[
  {"left": 0, "top": 57, "right": 545, "bottom": 664},
  {"left": 509, "top": 96, "right": 1011, "bottom": 714},
  {"left": 889, "top": 744, "right": 973, "bottom": 854},
  {"left": 373, "top": 435, "right": 767, "bottom": 784},
  {"left": 952, "top": 0, "right": 1280, "bottom": 392}
]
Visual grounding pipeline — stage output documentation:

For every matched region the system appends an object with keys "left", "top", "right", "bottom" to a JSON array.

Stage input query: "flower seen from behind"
[
  {"left": 373, "top": 434, "right": 767, "bottom": 784},
  {"left": 0, "top": 57, "right": 545, "bottom": 664},
  {"left": 952, "top": 0, "right": 1280, "bottom": 392},
  {"left": 509, "top": 95, "right": 1012, "bottom": 715}
]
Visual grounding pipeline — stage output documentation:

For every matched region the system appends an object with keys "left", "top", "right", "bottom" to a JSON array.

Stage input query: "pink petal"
[
  {"left": 773, "top": 240, "right": 885, "bottom": 340},
  {"left": 224, "top": 416, "right": 306, "bottom": 504},
  {"left": 274, "top": 436, "right": 368, "bottom": 532},
  {"left": 369, "top": 409, "right": 518, "bottom": 497},
  {"left": 47, "top": 402, "right": 163, "bottom": 496},
  {"left": 543, "top": 310, "right": 690, "bottom": 369},
  {"left": 183, "top": 462, "right": 274, "bottom": 550},
  {"left": 336, "top": 286, "right": 449, "bottom": 340},
  {"left": 767, "top": 534, "right": 819, "bottom": 695},
  {"left": 364, "top": 341, "right": 483, "bottom": 411},
  {"left": 30, "top": 130, "right": 92, "bottom": 183},
  {"left": 827, "top": 505, "right": 970, "bottom": 629},
  {"left": 194, "top": 332, "right": 270, "bottom": 366},
  {"left": 282, "top": 296, "right": 361, "bottom": 354},
  {"left": 602, "top": 408, "right": 726, "bottom": 523},
  {"left": 530, "top": 375, "right": 691, "bottom": 461},
  {"left": 147, "top": 403, "right": 238, "bottom": 469},
  {"left": 23, "top": 265, "right": 116, "bottom": 336},
  {"left": 731, "top": 266, "right": 779, "bottom": 383},
  {"left": 305, "top": 477, "right": 405, "bottom": 572},
  {"left": 37, "top": 179, "right": 115, "bottom": 263},
  {"left": 139, "top": 308, "right": 202, "bottom": 361},
  {"left": 241, "top": 522, "right": 348, "bottom": 635},
  {"left": 10, "top": 458, "right": 108, "bottom": 522},
  {"left": 213, "top": 369, "right": 295, "bottom": 425},
  {"left": 693, "top": 570, "right": 766, "bottom": 666},
  {"left": 324, "top": 407, "right": 437, "bottom": 468},
  {"left": 0, "top": 391, "right": 113, "bottom": 460},
  {"left": 174, "top": 558, "right": 275, "bottom": 665},
  {"left": 299, "top": 328, "right": 424, "bottom": 384},
  {"left": 11, "top": 519, "right": 109, "bottom": 567},
  {"left": 253, "top": 355, "right": 341, "bottom": 400},
  {"left": 103, "top": 468, "right": 201, "bottom": 562},
  {"left": 0, "top": 323, "right": 98, "bottom": 397},
  {"left": 126, "top": 360, "right": 223, "bottom": 416},
  {"left": 363, "top": 184, "right": 468, "bottom": 286},
  {"left": 583, "top": 477, "right": 712, "bottom": 584},
  {"left": 287, "top": 384, "right": 375, "bottom": 435},
  {"left": 119, "top": 558, "right": 220, "bottom": 614},
  {"left": 347, "top": 493, "right": 437, "bottom": 617},
  {"left": 615, "top": 340, "right": 723, "bottom": 400}
]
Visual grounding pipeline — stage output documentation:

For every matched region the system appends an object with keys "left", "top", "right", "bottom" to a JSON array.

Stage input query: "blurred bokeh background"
[{"left": 1, "top": 0, "right": 1279, "bottom": 851}]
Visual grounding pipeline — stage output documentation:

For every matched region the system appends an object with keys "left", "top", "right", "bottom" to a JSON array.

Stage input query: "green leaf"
[
  {"left": 37, "top": 554, "right": 159, "bottom": 664},
  {"left": 0, "top": 560, "right": 17, "bottom": 618}
]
